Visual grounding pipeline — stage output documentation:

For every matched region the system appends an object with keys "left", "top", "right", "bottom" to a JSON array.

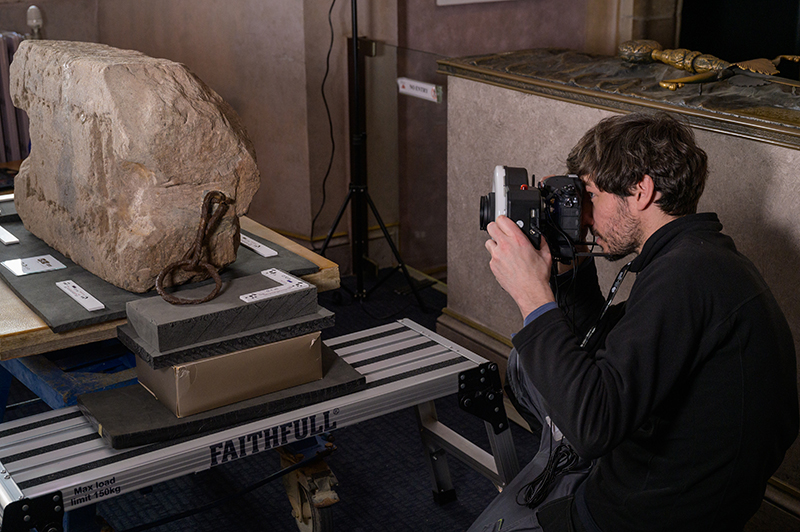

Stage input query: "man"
[{"left": 472, "top": 112, "right": 799, "bottom": 532}]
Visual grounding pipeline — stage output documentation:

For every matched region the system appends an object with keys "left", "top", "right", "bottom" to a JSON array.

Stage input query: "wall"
[{"left": 395, "top": 0, "right": 588, "bottom": 274}]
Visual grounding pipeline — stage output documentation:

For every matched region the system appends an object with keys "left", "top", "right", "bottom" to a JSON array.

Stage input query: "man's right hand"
[{"left": 485, "top": 215, "right": 556, "bottom": 321}]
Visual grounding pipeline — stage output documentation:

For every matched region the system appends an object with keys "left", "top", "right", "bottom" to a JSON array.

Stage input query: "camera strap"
[{"left": 580, "top": 260, "right": 633, "bottom": 348}]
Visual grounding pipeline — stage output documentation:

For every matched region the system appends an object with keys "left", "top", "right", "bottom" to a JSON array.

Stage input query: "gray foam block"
[
  {"left": 126, "top": 270, "right": 318, "bottom": 353},
  {"left": 119, "top": 306, "right": 335, "bottom": 368}
]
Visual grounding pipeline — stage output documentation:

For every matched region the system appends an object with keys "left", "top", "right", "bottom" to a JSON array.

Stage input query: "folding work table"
[{"left": 0, "top": 319, "right": 519, "bottom": 531}]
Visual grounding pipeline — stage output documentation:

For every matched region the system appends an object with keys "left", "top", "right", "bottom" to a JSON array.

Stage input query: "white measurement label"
[
  {"left": 0, "top": 224, "right": 18, "bottom": 245},
  {"left": 240, "top": 268, "right": 309, "bottom": 303},
  {"left": 240, "top": 234, "right": 278, "bottom": 258},
  {"left": 56, "top": 280, "right": 105, "bottom": 311},
  {"left": 2, "top": 254, "right": 66, "bottom": 276}
]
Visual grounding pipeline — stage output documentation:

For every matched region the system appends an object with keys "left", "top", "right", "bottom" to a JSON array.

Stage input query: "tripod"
[{"left": 319, "top": 0, "right": 426, "bottom": 310}]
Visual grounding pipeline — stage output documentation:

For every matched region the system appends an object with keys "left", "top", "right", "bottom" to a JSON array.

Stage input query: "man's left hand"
[{"left": 485, "top": 215, "right": 556, "bottom": 321}]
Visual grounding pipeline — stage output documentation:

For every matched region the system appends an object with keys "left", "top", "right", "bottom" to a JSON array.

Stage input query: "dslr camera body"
[{"left": 480, "top": 166, "right": 584, "bottom": 262}]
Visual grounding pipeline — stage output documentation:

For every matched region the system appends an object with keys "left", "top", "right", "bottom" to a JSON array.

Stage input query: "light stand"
[{"left": 320, "top": 0, "right": 426, "bottom": 310}]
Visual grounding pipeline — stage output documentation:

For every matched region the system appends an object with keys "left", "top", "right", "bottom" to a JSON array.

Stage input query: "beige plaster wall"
[{"left": 446, "top": 75, "right": 800, "bottom": 501}]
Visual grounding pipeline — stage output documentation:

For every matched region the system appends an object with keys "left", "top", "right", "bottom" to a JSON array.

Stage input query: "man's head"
[{"left": 566, "top": 111, "right": 708, "bottom": 217}]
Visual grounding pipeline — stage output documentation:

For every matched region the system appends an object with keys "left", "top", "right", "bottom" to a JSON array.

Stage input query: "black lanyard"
[{"left": 580, "top": 260, "right": 633, "bottom": 348}]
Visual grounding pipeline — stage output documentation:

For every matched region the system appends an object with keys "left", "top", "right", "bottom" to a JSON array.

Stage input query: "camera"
[{"left": 479, "top": 166, "right": 584, "bottom": 262}]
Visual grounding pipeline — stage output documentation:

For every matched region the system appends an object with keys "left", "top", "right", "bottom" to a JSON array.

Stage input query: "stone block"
[
  {"left": 10, "top": 40, "right": 260, "bottom": 292},
  {"left": 126, "top": 270, "right": 318, "bottom": 353}
]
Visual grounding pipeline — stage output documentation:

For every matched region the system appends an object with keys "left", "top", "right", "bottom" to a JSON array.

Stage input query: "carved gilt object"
[{"left": 618, "top": 40, "right": 800, "bottom": 90}]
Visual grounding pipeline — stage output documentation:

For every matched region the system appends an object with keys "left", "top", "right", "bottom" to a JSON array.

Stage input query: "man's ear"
[{"left": 632, "top": 174, "right": 659, "bottom": 211}]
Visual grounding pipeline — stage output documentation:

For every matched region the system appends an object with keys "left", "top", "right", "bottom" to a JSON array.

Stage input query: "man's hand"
[{"left": 485, "top": 215, "right": 556, "bottom": 321}]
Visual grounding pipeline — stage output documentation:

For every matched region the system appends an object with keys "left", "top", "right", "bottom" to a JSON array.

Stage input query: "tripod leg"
[
  {"left": 364, "top": 193, "right": 428, "bottom": 312},
  {"left": 319, "top": 189, "right": 354, "bottom": 256}
]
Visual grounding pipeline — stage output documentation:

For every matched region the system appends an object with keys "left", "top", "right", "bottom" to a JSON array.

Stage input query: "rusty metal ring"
[
  {"left": 156, "top": 259, "right": 223, "bottom": 305},
  {"left": 155, "top": 190, "right": 234, "bottom": 305}
]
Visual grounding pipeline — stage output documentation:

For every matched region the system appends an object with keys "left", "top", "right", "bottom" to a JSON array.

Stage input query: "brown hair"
[{"left": 566, "top": 112, "right": 708, "bottom": 216}]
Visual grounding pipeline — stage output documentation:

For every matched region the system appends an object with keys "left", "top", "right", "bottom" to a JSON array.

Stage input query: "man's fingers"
[{"left": 494, "top": 215, "right": 524, "bottom": 240}]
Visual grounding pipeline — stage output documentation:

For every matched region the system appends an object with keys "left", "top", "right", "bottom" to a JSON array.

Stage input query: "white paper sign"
[
  {"left": 2, "top": 254, "right": 67, "bottom": 276},
  {"left": 56, "top": 280, "right": 105, "bottom": 312},
  {"left": 240, "top": 234, "right": 278, "bottom": 258},
  {"left": 397, "top": 77, "right": 442, "bottom": 103}
]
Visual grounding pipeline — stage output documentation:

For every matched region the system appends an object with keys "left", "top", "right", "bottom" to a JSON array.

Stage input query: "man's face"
[{"left": 582, "top": 178, "right": 642, "bottom": 261}]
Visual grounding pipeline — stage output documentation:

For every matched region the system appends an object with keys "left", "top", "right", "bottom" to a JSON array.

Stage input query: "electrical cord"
[
  {"left": 543, "top": 205, "right": 581, "bottom": 332},
  {"left": 516, "top": 440, "right": 581, "bottom": 509},
  {"left": 309, "top": 0, "right": 338, "bottom": 252}
]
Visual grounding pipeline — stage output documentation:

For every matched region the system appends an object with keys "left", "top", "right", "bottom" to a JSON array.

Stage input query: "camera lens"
[{"left": 479, "top": 194, "right": 494, "bottom": 230}]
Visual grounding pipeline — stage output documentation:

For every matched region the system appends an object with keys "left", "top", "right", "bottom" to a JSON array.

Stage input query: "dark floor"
[{"left": 4, "top": 268, "right": 538, "bottom": 532}]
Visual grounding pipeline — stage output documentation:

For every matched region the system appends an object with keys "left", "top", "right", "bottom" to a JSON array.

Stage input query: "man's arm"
[{"left": 485, "top": 215, "right": 604, "bottom": 334}]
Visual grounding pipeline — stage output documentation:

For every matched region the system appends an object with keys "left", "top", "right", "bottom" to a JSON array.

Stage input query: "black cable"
[
  {"left": 310, "top": 0, "right": 338, "bottom": 252},
  {"left": 516, "top": 440, "right": 581, "bottom": 509},
  {"left": 542, "top": 204, "right": 581, "bottom": 332}
]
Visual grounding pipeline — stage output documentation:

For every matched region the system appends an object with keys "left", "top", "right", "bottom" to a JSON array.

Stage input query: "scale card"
[
  {"left": 240, "top": 268, "right": 310, "bottom": 303},
  {"left": 56, "top": 280, "right": 105, "bottom": 312},
  {"left": 240, "top": 234, "right": 278, "bottom": 258},
  {"left": 2, "top": 254, "right": 66, "bottom": 276}
]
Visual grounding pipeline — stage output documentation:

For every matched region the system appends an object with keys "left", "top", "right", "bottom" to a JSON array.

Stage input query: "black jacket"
[{"left": 511, "top": 213, "right": 799, "bottom": 532}]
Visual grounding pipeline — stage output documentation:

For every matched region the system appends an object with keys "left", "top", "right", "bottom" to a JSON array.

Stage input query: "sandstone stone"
[{"left": 10, "top": 40, "right": 260, "bottom": 293}]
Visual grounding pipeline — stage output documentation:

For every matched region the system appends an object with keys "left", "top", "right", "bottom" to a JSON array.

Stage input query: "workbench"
[{"left": 0, "top": 319, "right": 519, "bottom": 531}]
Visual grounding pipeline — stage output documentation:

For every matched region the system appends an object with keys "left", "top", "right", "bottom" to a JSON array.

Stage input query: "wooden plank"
[{"left": 240, "top": 217, "right": 340, "bottom": 292}]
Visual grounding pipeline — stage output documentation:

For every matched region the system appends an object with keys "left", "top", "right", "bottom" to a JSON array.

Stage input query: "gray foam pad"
[
  {"left": 0, "top": 220, "right": 319, "bottom": 333},
  {"left": 126, "top": 271, "right": 318, "bottom": 352},
  {"left": 119, "top": 306, "right": 335, "bottom": 368},
  {"left": 77, "top": 345, "right": 366, "bottom": 449}
]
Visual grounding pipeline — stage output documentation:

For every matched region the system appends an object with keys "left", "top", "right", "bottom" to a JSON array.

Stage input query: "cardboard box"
[{"left": 137, "top": 332, "right": 322, "bottom": 418}]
